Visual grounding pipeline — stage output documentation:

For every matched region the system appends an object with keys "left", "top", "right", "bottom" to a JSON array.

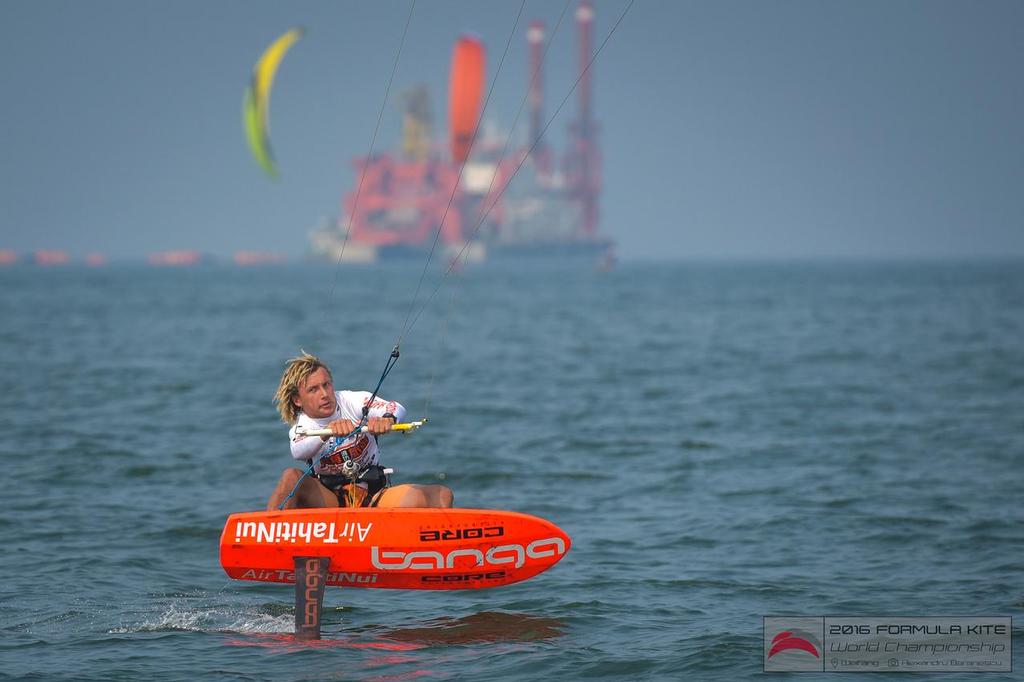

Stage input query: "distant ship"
[{"left": 310, "top": 1, "right": 613, "bottom": 266}]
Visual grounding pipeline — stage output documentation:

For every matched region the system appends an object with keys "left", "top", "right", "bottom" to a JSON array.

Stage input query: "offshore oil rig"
[{"left": 310, "top": 1, "right": 612, "bottom": 265}]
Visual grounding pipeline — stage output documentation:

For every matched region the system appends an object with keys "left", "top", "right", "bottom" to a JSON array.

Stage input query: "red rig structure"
[{"left": 310, "top": 1, "right": 612, "bottom": 266}]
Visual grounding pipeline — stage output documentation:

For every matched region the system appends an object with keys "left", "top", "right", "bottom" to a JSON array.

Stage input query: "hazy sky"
[{"left": 2, "top": 0, "right": 1022, "bottom": 260}]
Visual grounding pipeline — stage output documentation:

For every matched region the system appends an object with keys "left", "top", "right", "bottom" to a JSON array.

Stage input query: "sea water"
[{"left": 0, "top": 260, "right": 1021, "bottom": 680}]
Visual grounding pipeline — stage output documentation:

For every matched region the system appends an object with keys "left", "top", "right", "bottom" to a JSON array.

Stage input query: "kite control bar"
[{"left": 294, "top": 419, "right": 427, "bottom": 439}]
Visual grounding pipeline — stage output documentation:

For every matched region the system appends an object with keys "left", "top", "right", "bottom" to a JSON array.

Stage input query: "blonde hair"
[{"left": 274, "top": 351, "right": 332, "bottom": 424}]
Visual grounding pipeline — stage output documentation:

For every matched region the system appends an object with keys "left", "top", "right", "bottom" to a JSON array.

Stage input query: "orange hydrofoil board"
[{"left": 220, "top": 508, "right": 570, "bottom": 590}]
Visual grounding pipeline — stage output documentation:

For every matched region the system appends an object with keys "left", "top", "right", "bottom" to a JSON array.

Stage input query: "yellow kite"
[{"left": 243, "top": 27, "right": 304, "bottom": 178}]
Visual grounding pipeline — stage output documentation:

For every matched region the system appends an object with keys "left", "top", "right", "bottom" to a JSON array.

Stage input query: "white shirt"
[{"left": 288, "top": 390, "right": 406, "bottom": 475}]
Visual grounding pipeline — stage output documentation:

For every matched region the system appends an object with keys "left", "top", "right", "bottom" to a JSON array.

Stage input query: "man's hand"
[
  {"left": 366, "top": 415, "right": 396, "bottom": 435},
  {"left": 323, "top": 419, "right": 359, "bottom": 440},
  {"left": 319, "top": 417, "right": 394, "bottom": 439}
]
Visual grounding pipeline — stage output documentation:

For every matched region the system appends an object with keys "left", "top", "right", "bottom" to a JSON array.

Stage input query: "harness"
[{"left": 316, "top": 464, "right": 391, "bottom": 507}]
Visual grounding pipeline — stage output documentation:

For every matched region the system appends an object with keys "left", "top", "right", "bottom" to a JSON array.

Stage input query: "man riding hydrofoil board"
[{"left": 266, "top": 352, "right": 453, "bottom": 510}]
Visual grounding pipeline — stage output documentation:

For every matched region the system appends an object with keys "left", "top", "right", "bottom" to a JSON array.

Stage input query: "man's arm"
[
  {"left": 289, "top": 423, "right": 328, "bottom": 462},
  {"left": 345, "top": 391, "right": 406, "bottom": 435}
]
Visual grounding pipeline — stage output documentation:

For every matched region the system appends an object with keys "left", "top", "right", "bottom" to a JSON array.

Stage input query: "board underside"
[{"left": 220, "top": 507, "right": 571, "bottom": 590}]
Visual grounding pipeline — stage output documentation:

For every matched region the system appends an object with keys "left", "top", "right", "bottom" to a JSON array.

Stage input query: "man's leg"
[
  {"left": 375, "top": 484, "right": 453, "bottom": 508},
  {"left": 423, "top": 484, "right": 454, "bottom": 508},
  {"left": 266, "top": 469, "right": 339, "bottom": 510}
]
